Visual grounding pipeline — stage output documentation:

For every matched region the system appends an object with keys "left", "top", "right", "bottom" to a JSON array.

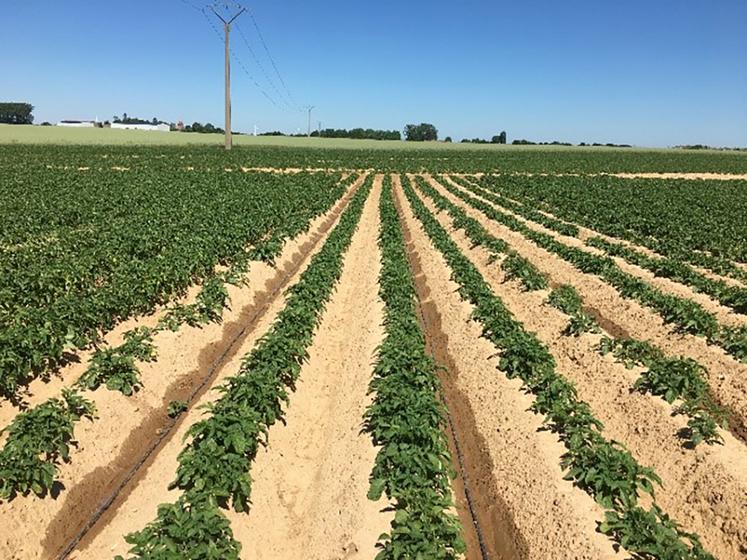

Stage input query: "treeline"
[
  {"left": 0, "top": 102, "right": 34, "bottom": 125},
  {"left": 675, "top": 144, "right": 747, "bottom": 152},
  {"left": 513, "top": 139, "right": 632, "bottom": 148},
  {"left": 460, "top": 132, "right": 508, "bottom": 144},
  {"left": 311, "top": 128, "right": 401, "bottom": 140},
  {"left": 184, "top": 122, "right": 225, "bottom": 134},
  {"left": 112, "top": 113, "right": 168, "bottom": 125}
]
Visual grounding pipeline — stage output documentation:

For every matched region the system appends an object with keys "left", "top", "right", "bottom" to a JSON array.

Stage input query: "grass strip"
[{"left": 402, "top": 177, "right": 714, "bottom": 560}]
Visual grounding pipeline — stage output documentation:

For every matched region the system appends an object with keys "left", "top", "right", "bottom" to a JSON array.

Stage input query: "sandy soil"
[
  {"left": 441, "top": 176, "right": 747, "bottom": 328},
  {"left": 428, "top": 176, "right": 747, "bottom": 440},
  {"left": 448, "top": 175, "right": 747, "bottom": 289},
  {"left": 234, "top": 175, "right": 391, "bottom": 560},
  {"left": 457, "top": 172, "right": 747, "bottom": 181},
  {"left": 0, "top": 176, "right": 365, "bottom": 560},
  {"left": 610, "top": 172, "right": 747, "bottom": 181},
  {"left": 415, "top": 178, "right": 747, "bottom": 558},
  {"left": 394, "top": 176, "right": 624, "bottom": 560},
  {"left": 0, "top": 174, "right": 359, "bottom": 427}
]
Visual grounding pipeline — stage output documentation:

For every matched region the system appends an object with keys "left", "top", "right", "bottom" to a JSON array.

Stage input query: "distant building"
[
  {"left": 58, "top": 120, "right": 96, "bottom": 128},
  {"left": 111, "top": 122, "right": 170, "bottom": 132}
]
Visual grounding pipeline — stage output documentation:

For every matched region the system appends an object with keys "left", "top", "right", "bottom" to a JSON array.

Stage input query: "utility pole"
[
  {"left": 210, "top": 3, "right": 246, "bottom": 150},
  {"left": 305, "top": 105, "right": 315, "bottom": 137}
]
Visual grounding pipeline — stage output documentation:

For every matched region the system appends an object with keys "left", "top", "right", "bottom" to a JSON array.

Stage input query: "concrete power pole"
[
  {"left": 305, "top": 106, "right": 315, "bottom": 137},
  {"left": 210, "top": 4, "right": 246, "bottom": 150}
]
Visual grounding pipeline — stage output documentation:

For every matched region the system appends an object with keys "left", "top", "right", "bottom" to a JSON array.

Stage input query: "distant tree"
[
  {"left": 0, "top": 102, "right": 34, "bottom": 125},
  {"left": 40, "top": 121, "right": 52, "bottom": 126},
  {"left": 404, "top": 123, "right": 438, "bottom": 142},
  {"left": 203, "top": 122, "right": 216, "bottom": 133},
  {"left": 191, "top": 122, "right": 203, "bottom": 133},
  {"left": 444, "top": 136, "right": 452, "bottom": 143},
  {"left": 151, "top": 117, "right": 158, "bottom": 125},
  {"left": 489, "top": 131, "right": 507, "bottom": 144},
  {"left": 317, "top": 127, "right": 401, "bottom": 141}
]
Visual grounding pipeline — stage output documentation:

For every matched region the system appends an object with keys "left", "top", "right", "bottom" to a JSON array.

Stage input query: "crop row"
[
  {"left": 412, "top": 176, "right": 547, "bottom": 291},
  {"left": 418, "top": 177, "right": 728, "bottom": 447},
  {"left": 436, "top": 177, "right": 747, "bottom": 363},
  {"left": 401, "top": 176, "right": 715, "bottom": 559},
  {"left": 364, "top": 175, "right": 464, "bottom": 558},
  {"left": 413, "top": 178, "right": 727, "bottom": 446},
  {"left": 454, "top": 175, "right": 747, "bottom": 316},
  {"left": 545, "top": 284, "right": 726, "bottom": 447},
  {"left": 475, "top": 174, "right": 747, "bottom": 281},
  {"left": 0, "top": 175, "right": 358, "bottom": 502},
  {"left": 6, "top": 144, "right": 747, "bottom": 175},
  {"left": 0, "top": 170, "right": 349, "bottom": 399},
  {"left": 113, "top": 175, "right": 373, "bottom": 558}
]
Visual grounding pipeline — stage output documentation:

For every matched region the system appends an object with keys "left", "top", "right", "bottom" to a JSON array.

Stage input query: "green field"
[{"left": 0, "top": 123, "right": 735, "bottom": 153}]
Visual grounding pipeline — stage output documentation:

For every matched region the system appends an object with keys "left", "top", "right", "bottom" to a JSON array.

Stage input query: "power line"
[
  {"left": 199, "top": 4, "right": 285, "bottom": 112},
  {"left": 178, "top": 0, "right": 204, "bottom": 12},
  {"left": 235, "top": 22, "right": 295, "bottom": 110},
  {"left": 176, "top": 0, "right": 305, "bottom": 131},
  {"left": 246, "top": 7, "right": 299, "bottom": 110}
]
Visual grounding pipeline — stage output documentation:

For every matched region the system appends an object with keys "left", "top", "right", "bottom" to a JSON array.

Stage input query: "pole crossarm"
[{"left": 210, "top": 4, "right": 246, "bottom": 25}]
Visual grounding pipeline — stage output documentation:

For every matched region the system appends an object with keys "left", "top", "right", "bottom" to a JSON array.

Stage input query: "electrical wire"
[
  {"left": 246, "top": 7, "right": 300, "bottom": 111},
  {"left": 198, "top": 4, "right": 285, "bottom": 111},
  {"left": 175, "top": 0, "right": 290, "bottom": 112},
  {"left": 235, "top": 22, "right": 295, "bottom": 110}
]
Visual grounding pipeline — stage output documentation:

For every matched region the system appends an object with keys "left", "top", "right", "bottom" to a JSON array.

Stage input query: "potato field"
[{"left": 1, "top": 145, "right": 746, "bottom": 560}]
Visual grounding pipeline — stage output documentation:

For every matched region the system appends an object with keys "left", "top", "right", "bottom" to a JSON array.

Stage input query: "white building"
[
  {"left": 111, "top": 122, "right": 170, "bottom": 132},
  {"left": 58, "top": 120, "right": 96, "bottom": 128}
]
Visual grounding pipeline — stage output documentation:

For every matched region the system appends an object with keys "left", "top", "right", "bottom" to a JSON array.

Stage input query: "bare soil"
[
  {"left": 430, "top": 176, "right": 747, "bottom": 441},
  {"left": 417, "top": 177, "right": 747, "bottom": 558},
  {"left": 233, "top": 175, "right": 392, "bottom": 559},
  {"left": 394, "top": 176, "right": 624, "bottom": 560},
  {"left": 0, "top": 176, "right": 365, "bottom": 560},
  {"left": 441, "top": 176, "right": 747, "bottom": 328}
]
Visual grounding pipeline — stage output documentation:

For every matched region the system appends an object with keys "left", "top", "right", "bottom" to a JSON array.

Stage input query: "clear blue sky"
[{"left": 2, "top": 0, "right": 746, "bottom": 147}]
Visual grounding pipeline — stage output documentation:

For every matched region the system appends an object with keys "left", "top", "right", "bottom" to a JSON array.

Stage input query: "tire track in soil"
[
  {"left": 28, "top": 177, "right": 366, "bottom": 560},
  {"left": 232, "top": 175, "right": 390, "bottom": 560},
  {"left": 429, "top": 175, "right": 747, "bottom": 446},
  {"left": 393, "top": 176, "right": 622, "bottom": 560},
  {"left": 415, "top": 178, "right": 747, "bottom": 559}
]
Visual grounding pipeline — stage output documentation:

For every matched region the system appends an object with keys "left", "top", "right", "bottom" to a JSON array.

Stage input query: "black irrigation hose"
[
  {"left": 401, "top": 207, "right": 491, "bottom": 560},
  {"left": 57, "top": 184, "right": 359, "bottom": 560}
]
